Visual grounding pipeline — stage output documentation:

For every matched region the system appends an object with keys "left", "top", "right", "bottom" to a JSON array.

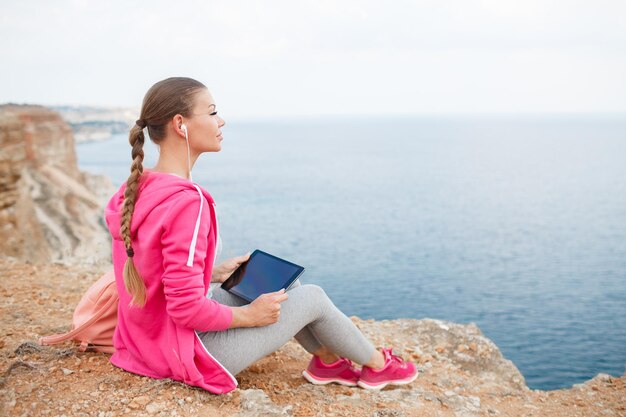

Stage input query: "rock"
[
  {"left": 371, "top": 318, "right": 527, "bottom": 391},
  {"left": 14, "top": 342, "right": 42, "bottom": 355},
  {"left": 128, "top": 395, "right": 151, "bottom": 409},
  {"left": 235, "top": 389, "right": 291, "bottom": 416},
  {"left": 593, "top": 373, "right": 613, "bottom": 383},
  {"left": 145, "top": 402, "right": 165, "bottom": 415},
  {"left": 0, "top": 104, "right": 114, "bottom": 265},
  {"left": 372, "top": 410, "right": 406, "bottom": 417},
  {"left": 468, "top": 396, "right": 481, "bottom": 408}
]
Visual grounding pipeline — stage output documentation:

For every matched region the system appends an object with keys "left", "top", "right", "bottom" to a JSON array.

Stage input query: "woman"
[{"left": 105, "top": 77, "right": 418, "bottom": 394}]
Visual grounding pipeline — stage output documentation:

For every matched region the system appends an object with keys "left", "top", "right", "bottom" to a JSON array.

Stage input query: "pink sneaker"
[
  {"left": 302, "top": 356, "right": 361, "bottom": 386},
  {"left": 357, "top": 347, "right": 418, "bottom": 390}
]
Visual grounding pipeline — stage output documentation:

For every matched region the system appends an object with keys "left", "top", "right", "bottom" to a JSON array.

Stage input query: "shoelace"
[
  {"left": 342, "top": 358, "right": 360, "bottom": 373},
  {"left": 382, "top": 348, "right": 405, "bottom": 365}
]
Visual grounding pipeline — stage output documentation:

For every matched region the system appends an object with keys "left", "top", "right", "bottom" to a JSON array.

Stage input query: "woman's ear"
[{"left": 172, "top": 114, "right": 186, "bottom": 137}]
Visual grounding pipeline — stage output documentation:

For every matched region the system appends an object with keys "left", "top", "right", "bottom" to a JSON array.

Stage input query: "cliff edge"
[{"left": 0, "top": 260, "right": 624, "bottom": 417}]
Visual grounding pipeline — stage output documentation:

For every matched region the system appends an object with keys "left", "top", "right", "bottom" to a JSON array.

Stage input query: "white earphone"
[{"left": 180, "top": 123, "right": 193, "bottom": 182}]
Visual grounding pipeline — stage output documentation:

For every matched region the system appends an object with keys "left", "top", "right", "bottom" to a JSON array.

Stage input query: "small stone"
[
  {"left": 129, "top": 395, "right": 151, "bottom": 409},
  {"left": 61, "top": 368, "right": 74, "bottom": 375},
  {"left": 423, "top": 393, "right": 438, "bottom": 402},
  {"left": 468, "top": 396, "right": 481, "bottom": 408},
  {"left": 595, "top": 373, "right": 612, "bottom": 382},
  {"left": 146, "top": 403, "right": 164, "bottom": 414}
]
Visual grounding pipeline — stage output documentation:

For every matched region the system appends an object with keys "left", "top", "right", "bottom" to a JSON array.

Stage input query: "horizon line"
[{"left": 2, "top": 102, "right": 625, "bottom": 122}]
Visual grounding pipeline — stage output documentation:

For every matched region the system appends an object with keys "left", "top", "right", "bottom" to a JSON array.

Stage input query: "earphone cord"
[{"left": 184, "top": 130, "right": 193, "bottom": 182}]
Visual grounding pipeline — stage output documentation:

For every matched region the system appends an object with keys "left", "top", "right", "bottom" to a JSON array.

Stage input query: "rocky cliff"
[{"left": 0, "top": 104, "right": 113, "bottom": 264}]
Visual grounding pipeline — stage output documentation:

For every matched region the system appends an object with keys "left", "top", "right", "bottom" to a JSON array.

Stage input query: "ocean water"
[{"left": 76, "top": 115, "right": 626, "bottom": 390}]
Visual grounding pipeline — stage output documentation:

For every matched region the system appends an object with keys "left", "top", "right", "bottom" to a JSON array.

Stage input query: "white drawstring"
[{"left": 186, "top": 184, "right": 204, "bottom": 267}]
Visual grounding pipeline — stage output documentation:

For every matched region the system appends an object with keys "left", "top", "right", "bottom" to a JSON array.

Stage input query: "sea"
[{"left": 75, "top": 115, "right": 626, "bottom": 390}]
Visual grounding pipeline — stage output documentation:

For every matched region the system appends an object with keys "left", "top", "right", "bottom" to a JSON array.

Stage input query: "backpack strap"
[
  {"left": 77, "top": 340, "right": 115, "bottom": 354},
  {"left": 38, "top": 288, "right": 118, "bottom": 347}
]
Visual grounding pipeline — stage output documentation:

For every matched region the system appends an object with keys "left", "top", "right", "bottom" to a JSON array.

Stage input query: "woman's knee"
[{"left": 297, "top": 284, "right": 329, "bottom": 301}]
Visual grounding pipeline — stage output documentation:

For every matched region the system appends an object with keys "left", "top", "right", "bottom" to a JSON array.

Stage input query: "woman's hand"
[
  {"left": 229, "top": 289, "right": 289, "bottom": 328},
  {"left": 248, "top": 289, "right": 289, "bottom": 327},
  {"left": 212, "top": 252, "right": 251, "bottom": 283}
]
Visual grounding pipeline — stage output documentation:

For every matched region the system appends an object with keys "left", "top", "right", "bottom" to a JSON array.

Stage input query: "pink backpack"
[{"left": 39, "top": 270, "right": 118, "bottom": 353}]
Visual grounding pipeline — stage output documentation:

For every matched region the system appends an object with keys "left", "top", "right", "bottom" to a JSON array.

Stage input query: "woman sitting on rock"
[{"left": 104, "top": 77, "right": 418, "bottom": 394}]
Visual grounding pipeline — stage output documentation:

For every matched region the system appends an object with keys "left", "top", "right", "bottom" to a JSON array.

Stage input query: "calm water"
[{"left": 76, "top": 115, "right": 626, "bottom": 390}]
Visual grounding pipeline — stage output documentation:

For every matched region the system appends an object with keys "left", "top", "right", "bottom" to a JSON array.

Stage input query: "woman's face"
[{"left": 186, "top": 89, "right": 225, "bottom": 153}]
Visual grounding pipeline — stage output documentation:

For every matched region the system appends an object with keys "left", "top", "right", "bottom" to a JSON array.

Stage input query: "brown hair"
[{"left": 121, "top": 77, "right": 207, "bottom": 307}]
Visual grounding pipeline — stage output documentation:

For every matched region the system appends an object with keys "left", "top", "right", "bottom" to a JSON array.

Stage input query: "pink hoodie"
[{"left": 105, "top": 170, "right": 237, "bottom": 394}]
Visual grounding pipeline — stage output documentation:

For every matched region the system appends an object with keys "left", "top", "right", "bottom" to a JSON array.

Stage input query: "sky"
[{"left": 1, "top": 0, "right": 625, "bottom": 120}]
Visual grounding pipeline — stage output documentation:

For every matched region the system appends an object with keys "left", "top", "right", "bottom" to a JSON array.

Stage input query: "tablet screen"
[{"left": 221, "top": 250, "right": 305, "bottom": 303}]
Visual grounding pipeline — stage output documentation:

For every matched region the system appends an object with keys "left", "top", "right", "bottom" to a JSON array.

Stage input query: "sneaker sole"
[
  {"left": 302, "top": 370, "right": 358, "bottom": 387},
  {"left": 356, "top": 371, "right": 419, "bottom": 390}
]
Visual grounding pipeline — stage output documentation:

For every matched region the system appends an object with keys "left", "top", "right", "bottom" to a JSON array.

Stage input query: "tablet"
[{"left": 221, "top": 249, "right": 305, "bottom": 303}]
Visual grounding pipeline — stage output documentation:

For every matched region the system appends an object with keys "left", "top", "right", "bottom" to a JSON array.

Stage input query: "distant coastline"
[{"left": 52, "top": 105, "right": 137, "bottom": 143}]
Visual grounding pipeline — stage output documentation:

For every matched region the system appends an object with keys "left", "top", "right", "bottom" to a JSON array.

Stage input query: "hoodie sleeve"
[{"left": 160, "top": 190, "right": 233, "bottom": 332}]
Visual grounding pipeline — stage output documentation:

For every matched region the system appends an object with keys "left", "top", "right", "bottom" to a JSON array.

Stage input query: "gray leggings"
[{"left": 197, "top": 281, "right": 376, "bottom": 376}]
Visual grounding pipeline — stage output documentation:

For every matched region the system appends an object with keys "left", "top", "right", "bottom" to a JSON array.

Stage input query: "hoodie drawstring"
[{"left": 187, "top": 184, "right": 204, "bottom": 267}]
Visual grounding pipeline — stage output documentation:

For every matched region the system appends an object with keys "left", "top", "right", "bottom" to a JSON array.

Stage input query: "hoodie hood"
[{"left": 105, "top": 170, "right": 215, "bottom": 265}]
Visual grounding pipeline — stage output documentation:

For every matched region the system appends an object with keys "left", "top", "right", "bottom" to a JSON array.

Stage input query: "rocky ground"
[{"left": 1, "top": 259, "right": 624, "bottom": 417}]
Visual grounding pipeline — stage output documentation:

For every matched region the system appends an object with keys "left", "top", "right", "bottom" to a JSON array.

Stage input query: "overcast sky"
[{"left": 1, "top": 0, "right": 625, "bottom": 119}]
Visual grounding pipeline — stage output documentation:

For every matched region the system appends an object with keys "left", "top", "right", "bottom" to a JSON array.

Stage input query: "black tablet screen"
[{"left": 221, "top": 250, "right": 305, "bottom": 302}]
